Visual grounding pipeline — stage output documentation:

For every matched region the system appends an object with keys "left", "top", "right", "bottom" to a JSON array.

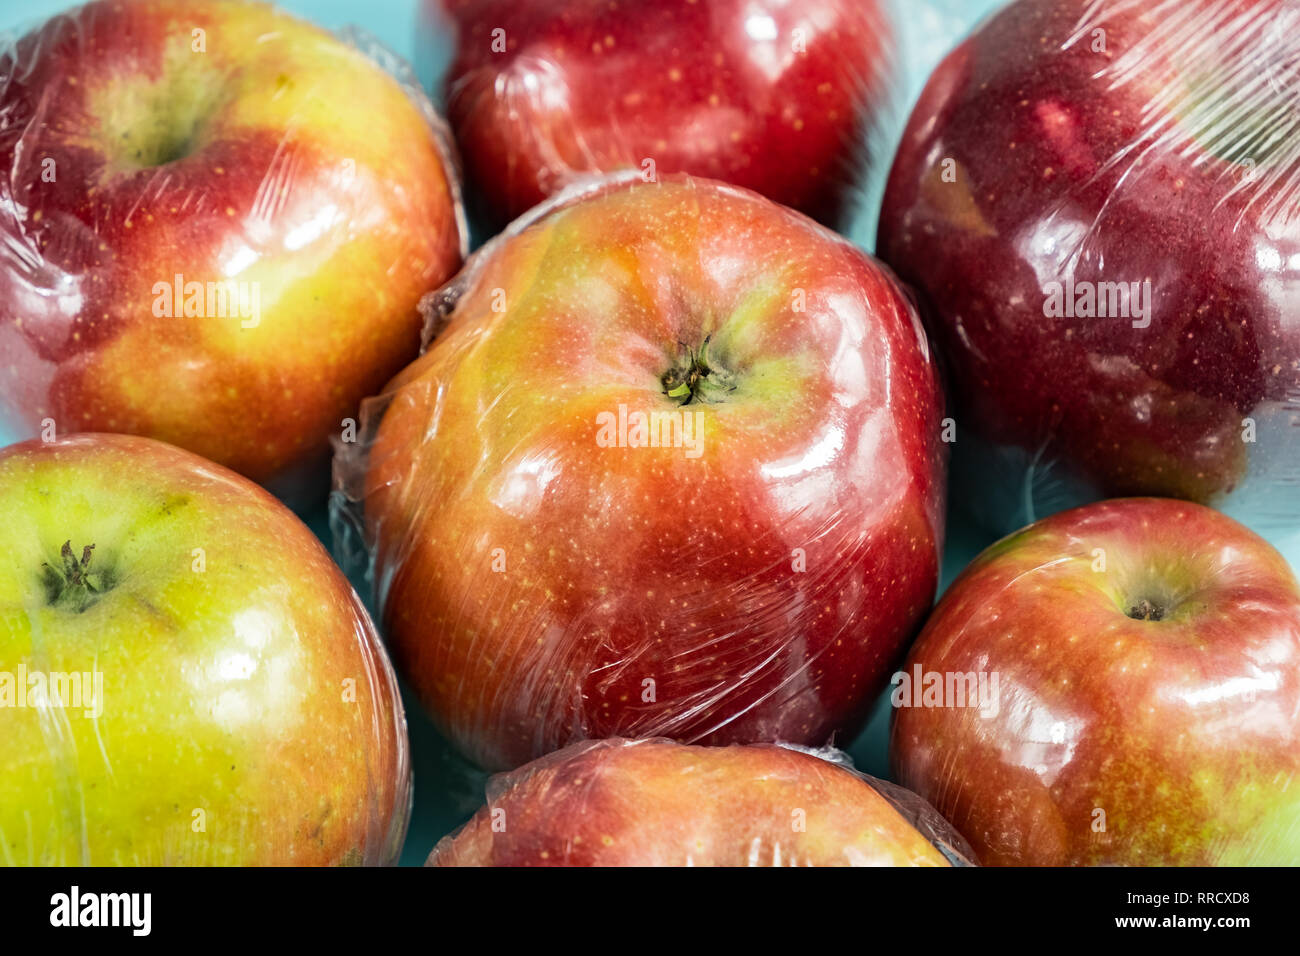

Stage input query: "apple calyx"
[
  {"left": 42, "top": 540, "right": 109, "bottom": 613},
  {"left": 661, "top": 335, "right": 736, "bottom": 406},
  {"left": 1127, "top": 598, "right": 1166, "bottom": 622}
]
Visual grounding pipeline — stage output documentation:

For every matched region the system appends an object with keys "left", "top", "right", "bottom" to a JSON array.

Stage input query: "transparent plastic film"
[
  {"left": 332, "top": 172, "right": 947, "bottom": 772},
  {"left": 890, "top": 497, "right": 1300, "bottom": 866},
  {"left": 0, "top": 433, "right": 410, "bottom": 866},
  {"left": 877, "top": 0, "right": 1300, "bottom": 569},
  {"left": 0, "top": 0, "right": 468, "bottom": 510},
  {"left": 420, "top": 0, "right": 898, "bottom": 233},
  {"left": 427, "top": 737, "right": 975, "bottom": 866}
]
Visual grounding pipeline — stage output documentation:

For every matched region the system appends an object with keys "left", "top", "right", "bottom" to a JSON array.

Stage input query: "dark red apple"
[
  {"left": 429, "top": 738, "right": 970, "bottom": 866},
  {"left": 877, "top": 0, "right": 1300, "bottom": 549},
  {"left": 891, "top": 497, "right": 1300, "bottom": 866},
  {"left": 351, "top": 174, "right": 946, "bottom": 771},
  {"left": 431, "top": 0, "right": 893, "bottom": 229}
]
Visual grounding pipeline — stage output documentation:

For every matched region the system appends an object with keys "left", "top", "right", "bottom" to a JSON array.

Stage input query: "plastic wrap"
[
  {"left": 891, "top": 496, "right": 1300, "bottom": 866},
  {"left": 332, "top": 172, "right": 947, "bottom": 772},
  {"left": 424, "top": 0, "right": 896, "bottom": 233},
  {"left": 877, "top": 0, "right": 1300, "bottom": 571},
  {"left": 0, "top": 433, "right": 410, "bottom": 866},
  {"left": 0, "top": 0, "right": 467, "bottom": 509},
  {"left": 428, "top": 737, "right": 974, "bottom": 866}
]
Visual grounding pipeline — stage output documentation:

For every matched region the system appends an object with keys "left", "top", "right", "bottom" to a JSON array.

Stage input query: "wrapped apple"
[
  {"left": 0, "top": 434, "right": 410, "bottom": 865},
  {"left": 424, "top": 0, "right": 896, "bottom": 231},
  {"left": 334, "top": 174, "right": 947, "bottom": 771},
  {"left": 0, "top": 0, "right": 467, "bottom": 507},
  {"left": 892, "top": 498, "right": 1300, "bottom": 866},
  {"left": 429, "top": 738, "right": 973, "bottom": 866},
  {"left": 878, "top": 0, "right": 1300, "bottom": 568}
]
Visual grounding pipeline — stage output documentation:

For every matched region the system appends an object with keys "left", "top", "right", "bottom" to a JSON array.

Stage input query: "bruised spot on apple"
[
  {"left": 891, "top": 497, "right": 1300, "bottom": 866},
  {"left": 0, "top": 0, "right": 465, "bottom": 506},
  {"left": 0, "top": 433, "right": 410, "bottom": 865},
  {"left": 355, "top": 174, "right": 947, "bottom": 771},
  {"left": 428, "top": 738, "right": 970, "bottom": 867}
]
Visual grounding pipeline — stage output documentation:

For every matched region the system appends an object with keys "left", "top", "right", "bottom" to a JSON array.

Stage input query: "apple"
[
  {"left": 877, "top": 0, "right": 1300, "bottom": 553},
  {"left": 0, "top": 0, "right": 465, "bottom": 506},
  {"left": 429, "top": 0, "right": 893, "bottom": 230},
  {"left": 0, "top": 433, "right": 409, "bottom": 865},
  {"left": 351, "top": 174, "right": 946, "bottom": 771},
  {"left": 890, "top": 497, "right": 1300, "bottom": 866},
  {"left": 428, "top": 738, "right": 968, "bottom": 866}
]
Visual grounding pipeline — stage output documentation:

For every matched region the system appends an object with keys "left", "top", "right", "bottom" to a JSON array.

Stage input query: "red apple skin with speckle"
[
  {"left": 429, "top": 739, "right": 960, "bottom": 866},
  {"left": 892, "top": 498, "right": 1300, "bottom": 866},
  {"left": 432, "top": 0, "right": 892, "bottom": 230},
  {"left": 362, "top": 176, "right": 946, "bottom": 771},
  {"left": 878, "top": 0, "right": 1300, "bottom": 518}
]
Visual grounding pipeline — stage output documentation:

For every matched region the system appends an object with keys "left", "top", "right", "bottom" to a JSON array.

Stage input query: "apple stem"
[
  {"left": 1127, "top": 598, "right": 1166, "bottom": 622},
  {"left": 42, "top": 540, "right": 106, "bottom": 612},
  {"left": 661, "top": 335, "right": 737, "bottom": 405}
]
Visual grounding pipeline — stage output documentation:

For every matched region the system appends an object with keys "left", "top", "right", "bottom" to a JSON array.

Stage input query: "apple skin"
[
  {"left": 429, "top": 738, "right": 965, "bottom": 866},
  {"left": 0, "top": 433, "right": 409, "bottom": 865},
  {"left": 891, "top": 497, "right": 1300, "bottom": 866},
  {"left": 432, "top": 0, "right": 892, "bottom": 230},
  {"left": 358, "top": 175, "right": 946, "bottom": 771},
  {"left": 877, "top": 0, "right": 1300, "bottom": 537},
  {"left": 0, "top": 0, "right": 464, "bottom": 505}
]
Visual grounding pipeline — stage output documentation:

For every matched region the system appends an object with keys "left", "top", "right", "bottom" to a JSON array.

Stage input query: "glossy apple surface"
[
  {"left": 0, "top": 0, "right": 464, "bottom": 505},
  {"left": 891, "top": 497, "right": 1300, "bottom": 866},
  {"left": 0, "top": 433, "right": 409, "bottom": 865},
  {"left": 878, "top": 0, "right": 1299, "bottom": 549},
  {"left": 432, "top": 0, "right": 892, "bottom": 229},
  {"left": 429, "top": 738, "right": 964, "bottom": 866},
  {"left": 357, "top": 175, "right": 945, "bottom": 771}
]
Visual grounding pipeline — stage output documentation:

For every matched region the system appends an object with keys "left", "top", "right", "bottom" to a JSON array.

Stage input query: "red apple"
[
  {"left": 891, "top": 497, "right": 1300, "bottom": 866},
  {"left": 430, "top": 0, "right": 893, "bottom": 230},
  {"left": 350, "top": 174, "right": 946, "bottom": 770},
  {"left": 877, "top": 0, "right": 1300, "bottom": 545},
  {"left": 0, "top": 0, "right": 465, "bottom": 505},
  {"left": 0, "top": 433, "right": 409, "bottom": 865},
  {"left": 428, "top": 738, "right": 968, "bottom": 866}
]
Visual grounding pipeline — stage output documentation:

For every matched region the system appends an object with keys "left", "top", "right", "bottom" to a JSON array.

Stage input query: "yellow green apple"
[{"left": 0, "top": 433, "right": 409, "bottom": 865}]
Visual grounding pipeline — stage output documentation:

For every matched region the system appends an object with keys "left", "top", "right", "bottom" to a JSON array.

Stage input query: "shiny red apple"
[
  {"left": 430, "top": 0, "right": 893, "bottom": 229},
  {"left": 877, "top": 0, "right": 1300, "bottom": 547},
  {"left": 891, "top": 497, "right": 1300, "bottom": 866},
  {"left": 350, "top": 174, "right": 946, "bottom": 770},
  {"left": 429, "top": 738, "right": 969, "bottom": 866},
  {"left": 0, "top": 0, "right": 465, "bottom": 505}
]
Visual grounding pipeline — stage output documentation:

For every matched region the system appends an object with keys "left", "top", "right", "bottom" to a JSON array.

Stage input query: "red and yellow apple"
[
  {"left": 891, "top": 497, "right": 1300, "bottom": 866},
  {"left": 357, "top": 175, "right": 946, "bottom": 770},
  {"left": 429, "top": 738, "right": 967, "bottom": 866},
  {"left": 0, "top": 433, "right": 409, "bottom": 865},
  {"left": 0, "top": 0, "right": 465, "bottom": 505},
  {"left": 430, "top": 0, "right": 893, "bottom": 229}
]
